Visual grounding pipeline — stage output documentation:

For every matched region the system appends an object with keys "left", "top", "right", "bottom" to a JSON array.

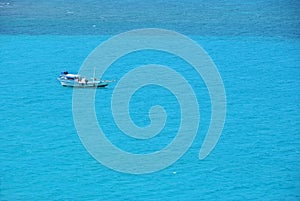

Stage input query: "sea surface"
[{"left": 1, "top": 1, "right": 300, "bottom": 200}]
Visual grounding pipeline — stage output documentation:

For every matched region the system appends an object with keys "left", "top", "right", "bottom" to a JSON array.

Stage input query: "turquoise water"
[{"left": 1, "top": 1, "right": 300, "bottom": 200}]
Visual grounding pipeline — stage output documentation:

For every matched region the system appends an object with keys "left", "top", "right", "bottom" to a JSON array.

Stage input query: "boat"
[{"left": 57, "top": 71, "right": 114, "bottom": 88}]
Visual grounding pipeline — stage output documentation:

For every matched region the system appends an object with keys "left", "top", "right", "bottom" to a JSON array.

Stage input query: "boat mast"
[{"left": 93, "top": 67, "right": 96, "bottom": 80}]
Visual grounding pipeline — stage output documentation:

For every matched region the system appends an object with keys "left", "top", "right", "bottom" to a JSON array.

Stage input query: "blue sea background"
[{"left": 1, "top": 0, "right": 299, "bottom": 200}]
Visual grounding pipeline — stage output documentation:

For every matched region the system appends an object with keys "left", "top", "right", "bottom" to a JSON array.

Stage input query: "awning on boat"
[{"left": 66, "top": 74, "right": 80, "bottom": 79}]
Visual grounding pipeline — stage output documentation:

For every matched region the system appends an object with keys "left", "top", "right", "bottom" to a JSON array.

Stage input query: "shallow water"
[{"left": 1, "top": 1, "right": 300, "bottom": 200}]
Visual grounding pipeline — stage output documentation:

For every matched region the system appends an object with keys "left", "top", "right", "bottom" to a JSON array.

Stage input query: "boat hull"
[{"left": 58, "top": 78, "right": 109, "bottom": 88}]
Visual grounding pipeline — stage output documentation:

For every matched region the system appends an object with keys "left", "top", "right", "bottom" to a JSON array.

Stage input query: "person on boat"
[{"left": 79, "top": 77, "right": 88, "bottom": 84}]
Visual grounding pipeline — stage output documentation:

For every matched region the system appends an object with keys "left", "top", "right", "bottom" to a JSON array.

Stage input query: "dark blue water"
[
  {"left": 1, "top": 1, "right": 300, "bottom": 200},
  {"left": 1, "top": 0, "right": 299, "bottom": 37}
]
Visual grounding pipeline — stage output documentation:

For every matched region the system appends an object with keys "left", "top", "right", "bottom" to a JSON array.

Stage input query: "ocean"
[{"left": 1, "top": 0, "right": 300, "bottom": 200}]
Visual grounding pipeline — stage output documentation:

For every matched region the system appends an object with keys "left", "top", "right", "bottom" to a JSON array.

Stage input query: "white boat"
[{"left": 57, "top": 71, "right": 113, "bottom": 88}]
